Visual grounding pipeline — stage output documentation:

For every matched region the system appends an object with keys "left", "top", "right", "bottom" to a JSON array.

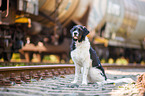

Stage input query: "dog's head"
[{"left": 70, "top": 25, "right": 89, "bottom": 42}]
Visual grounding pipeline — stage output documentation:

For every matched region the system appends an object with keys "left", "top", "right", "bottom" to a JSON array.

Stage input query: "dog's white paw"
[
  {"left": 82, "top": 81, "right": 88, "bottom": 85},
  {"left": 71, "top": 81, "right": 77, "bottom": 84}
]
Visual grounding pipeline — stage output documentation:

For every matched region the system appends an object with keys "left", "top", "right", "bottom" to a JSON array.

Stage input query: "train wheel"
[
  {"left": 59, "top": 53, "right": 70, "bottom": 63},
  {"left": 20, "top": 53, "right": 25, "bottom": 59},
  {"left": 36, "top": 54, "right": 44, "bottom": 62},
  {"left": 24, "top": 52, "right": 33, "bottom": 62},
  {"left": 94, "top": 46, "right": 109, "bottom": 62},
  {"left": 2, "top": 52, "right": 12, "bottom": 62}
]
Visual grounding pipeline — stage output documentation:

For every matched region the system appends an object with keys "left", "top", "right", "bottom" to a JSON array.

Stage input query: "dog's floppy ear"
[
  {"left": 70, "top": 27, "right": 74, "bottom": 34},
  {"left": 70, "top": 26, "right": 75, "bottom": 34},
  {"left": 82, "top": 26, "right": 89, "bottom": 36}
]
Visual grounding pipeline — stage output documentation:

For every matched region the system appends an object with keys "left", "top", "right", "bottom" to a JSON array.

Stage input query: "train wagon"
[
  {"left": 0, "top": 0, "right": 90, "bottom": 61},
  {"left": 0, "top": 0, "right": 144, "bottom": 63},
  {"left": 87, "top": 0, "right": 145, "bottom": 63}
]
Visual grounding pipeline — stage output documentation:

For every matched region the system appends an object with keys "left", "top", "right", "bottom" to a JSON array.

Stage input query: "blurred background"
[{"left": 0, "top": 0, "right": 145, "bottom": 65}]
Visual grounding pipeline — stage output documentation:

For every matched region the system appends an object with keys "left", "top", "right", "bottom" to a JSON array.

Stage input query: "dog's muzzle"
[{"left": 73, "top": 31, "right": 79, "bottom": 39}]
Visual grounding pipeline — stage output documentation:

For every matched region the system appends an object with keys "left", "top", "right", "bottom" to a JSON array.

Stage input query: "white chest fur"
[{"left": 71, "top": 37, "right": 91, "bottom": 66}]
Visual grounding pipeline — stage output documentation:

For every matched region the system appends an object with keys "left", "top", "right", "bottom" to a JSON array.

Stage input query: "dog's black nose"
[
  {"left": 74, "top": 32, "right": 78, "bottom": 36},
  {"left": 74, "top": 33, "right": 77, "bottom": 35}
]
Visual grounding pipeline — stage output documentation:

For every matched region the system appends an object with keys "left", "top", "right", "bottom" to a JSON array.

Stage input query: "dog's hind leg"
[
  {"left": 96, "top": 57, "right": 107, "bottom": 80},
  {"left": 71, "top": 63, "right": 81, "bottom": 84},
  {"left": 88, "top": 67, "right": 105, "bottom": 83}
]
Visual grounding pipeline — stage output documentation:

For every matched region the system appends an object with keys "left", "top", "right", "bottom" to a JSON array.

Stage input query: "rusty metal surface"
[
  {"left": 0, "top": 64, "right": 75, "bottom": 86},
  {"left": 0, "top": 64, "right": 75, "bottom": 71},
  {"left": 0, "top": 63, "right": 145, "bottom": 69},
  {"left": 20, "top": 38, "right": 71, "bottom": 53},
  {"left": 0, "top": 63, "right": 145, "bottom": 80}
]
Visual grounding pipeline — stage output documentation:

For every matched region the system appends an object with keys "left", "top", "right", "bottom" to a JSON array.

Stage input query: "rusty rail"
[
  {"left": 102, "top": 63, "right": 145, "bottom": 69},
  {"left": 0, "top": 64, "right": 145, "bottom": 86},
  {"left": 0, "top": 61, "right": 144, "bottom": 67},
  {"left": 0, "top": 64, "right": 75, "bottom": 86}
]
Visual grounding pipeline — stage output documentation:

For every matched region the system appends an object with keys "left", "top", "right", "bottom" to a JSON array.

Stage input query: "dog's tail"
[{"left": 97, "top": 78, "right": 134, "bottom": 85}]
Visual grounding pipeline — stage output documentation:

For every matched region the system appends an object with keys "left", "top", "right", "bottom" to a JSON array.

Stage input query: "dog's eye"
[{"left": 73, "top": 28, "right": 76, "bottom": 31}]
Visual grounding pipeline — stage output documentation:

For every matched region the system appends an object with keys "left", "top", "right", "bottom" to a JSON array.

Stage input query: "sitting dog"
[{"left": 70, "top": 25, "right": 107, "bottom": 85}]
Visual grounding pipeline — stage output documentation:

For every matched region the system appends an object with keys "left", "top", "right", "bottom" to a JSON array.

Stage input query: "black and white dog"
[{"left": 70, "top": 25, "right": 107, "bottom": 85}]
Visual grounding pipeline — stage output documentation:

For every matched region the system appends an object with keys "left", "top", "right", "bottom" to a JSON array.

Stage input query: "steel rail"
[
  {"left": 0, "top": 64, "right": 145, "bottom": 86},
  {"left": 0, "top": 64, "right": 74, "bottom": 71},
  {"left": 0, "top": 64, "right": 145, "bottom": 71}
]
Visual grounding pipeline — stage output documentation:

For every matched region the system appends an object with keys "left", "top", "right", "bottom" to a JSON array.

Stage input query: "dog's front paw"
[
  {"left": 71, "top": 80, "right": 77, "bottom": 84},
  {"left": 82, "top": 81, "right": 88, "bottom": 85}
]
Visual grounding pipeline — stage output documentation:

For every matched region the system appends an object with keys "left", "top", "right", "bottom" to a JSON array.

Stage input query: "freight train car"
[
  {"left": 87, "top": 0, "right": 145, "bottom": 63},
  {"left": 0, "top": 0, "right": 90, "bottom": 61},
  {"left": 0, "top": 0, "right": 144, "bottom": 63}
]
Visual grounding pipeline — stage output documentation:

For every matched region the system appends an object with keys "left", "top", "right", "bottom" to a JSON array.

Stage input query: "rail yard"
[{"left": 0, "top": 0, "right": 145, "bottom": 96}]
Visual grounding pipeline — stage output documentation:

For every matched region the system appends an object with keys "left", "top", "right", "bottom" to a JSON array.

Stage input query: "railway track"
[
  {"left": 0, "top": 63, "right": 145, "bottom": 96},
  {"left": 0, "top": 64, "right": 75, "bottom": 86},
  {"left": 0, "top": 63, "right": 145, "bottom": 86}
]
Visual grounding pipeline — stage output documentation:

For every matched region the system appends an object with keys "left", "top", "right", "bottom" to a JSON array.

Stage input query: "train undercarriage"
[
  {"left": 94, "top": 45, "right": 145, "bottom": 64},
  {"left": 0, "top": 24, "right": 144, "bottom": 64}
]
